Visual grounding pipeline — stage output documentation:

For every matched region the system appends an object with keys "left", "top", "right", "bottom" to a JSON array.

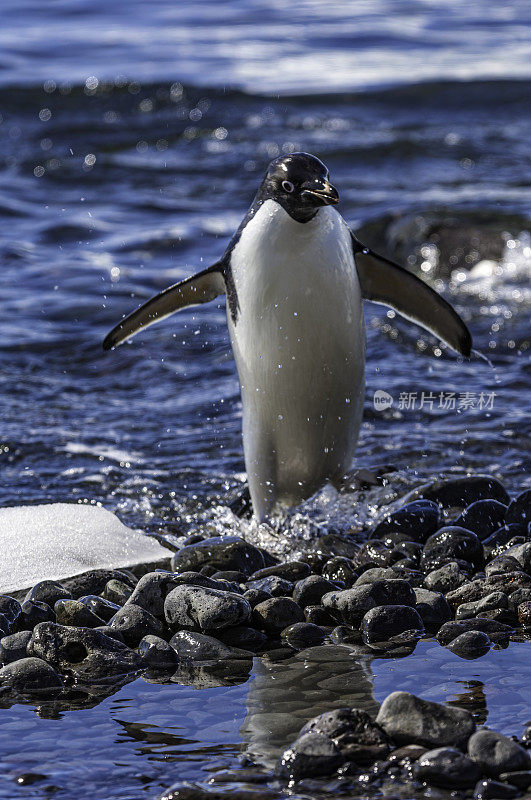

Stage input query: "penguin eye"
[{"left": 281, "top": 180, "right": 295, "bottom": 193}]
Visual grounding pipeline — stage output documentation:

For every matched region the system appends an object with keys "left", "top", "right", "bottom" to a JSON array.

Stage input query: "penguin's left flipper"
[
  {"left": 352, "top": 236, "right": 472, "bottom": 357},
  {"left": 103, "top": 263, "right": 226, "bottom": 350}
]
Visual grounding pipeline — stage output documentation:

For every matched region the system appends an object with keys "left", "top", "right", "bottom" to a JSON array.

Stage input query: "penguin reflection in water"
[{"left": 104, "top": 153, "right": 472, "bottom": 522}]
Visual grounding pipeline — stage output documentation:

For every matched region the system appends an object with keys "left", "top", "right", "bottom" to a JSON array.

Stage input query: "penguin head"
[{"left": 259, "top": 152, "right": 339, "bottom": 222}]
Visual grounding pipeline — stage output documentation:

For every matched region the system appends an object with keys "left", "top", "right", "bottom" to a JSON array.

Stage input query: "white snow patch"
[{"left": 0, "top": 503, "right": 169, "bottom": 594}]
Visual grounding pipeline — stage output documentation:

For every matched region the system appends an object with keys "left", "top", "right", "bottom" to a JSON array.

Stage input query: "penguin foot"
[
  {"left": 227, "top": 484, "right": 253, "bottom": 519},
  {"left": 333, "top": 464, "right": 396, "bottom": 493}
]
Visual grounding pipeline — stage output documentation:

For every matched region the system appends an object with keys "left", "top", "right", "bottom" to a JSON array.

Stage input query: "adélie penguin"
[{"left": 103, "top": 153, "right": 472, "bottom": 522}]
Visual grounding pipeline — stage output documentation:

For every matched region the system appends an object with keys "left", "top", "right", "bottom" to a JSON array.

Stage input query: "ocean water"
[{"left": 0, "top": 1, "right": 530, "bottom": 798}]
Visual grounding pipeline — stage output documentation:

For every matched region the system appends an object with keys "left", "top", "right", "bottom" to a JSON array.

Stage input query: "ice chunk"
[{"left": 0, "top": 503, "right": 169, "bottom": 594}]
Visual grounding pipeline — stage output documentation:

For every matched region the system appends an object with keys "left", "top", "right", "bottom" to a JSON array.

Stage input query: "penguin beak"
[{"left": 301, "top": 179, "right": 340, "bottom": 206}]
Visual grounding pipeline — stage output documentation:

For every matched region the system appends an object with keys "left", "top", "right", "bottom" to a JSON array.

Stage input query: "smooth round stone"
[
  {"left": 109, "top": 604, "right": 166, "bottom": 647},
  {"left": 355, "top": 567, "right": 398, "bottom": 585},
  {"left": 321, "top": 557, "right": 358, "bottom": 587},
  {"left": 242, "top": 588, "right": 272, "bottom": 608},
  {"left": 169, "top": 630, "right": 234, "bottom": 663},
  {"left": 300, "top": 707, "right": 390, "bottom": 764},
  {"left": 246, "top": 575, "right": 293, "bottom": 597},
  {"left": 93, "top": 626, "right": 125, "bottom": 643},
  {"left": 485, "top": 556, "right": 522, "bottom": 578},
  {"left": 277, "top": 732, "right": 344, "bottom": 780},
  {"left": 0, "top": 631, "right": 32, "bottom": 664},
  {"left": 171, "top": 536, "right": 265, "bottom": 577},
  {"left": 252, "top": 597, "right": 305, "bottom": 635},
  {"left": 24, "top": 581, "right": 72, "bottom": 607},
  {"left": 447, "top": 631, "right": 492, "bottom": 660},
  {"left": 507, "top": 588, "right": 531, "bottom": 611},
  {"left": 103, "top": 579, "right": 133, "bottom": 605},
  {"left": 164, "top": 585, "right": 251, "bottom": 632},
  {"left": 355, "top": 540, "right": 394, "bottom": 568},
  {"left": 78, "top": 595, "right": 121, "bottom": 623},
  {"left": 413, "top": 588, "right": 452, "bottom": 628},
  {"left": 323, "top": 580, "right": 416, "bottom": 627},
  {"left": 248, "top": 561, "right": 311, "bottom": 582},
  {"left": 138, "top": 635, "right": 178, "bottom": 669},
  {"left": 0, "top": 614, "right": 9, "bottom": 638},
  {"left": 498, "top": 772, "right": 531, "bottom": 791},
  {"left": 436, "top": 619, "right": 511, "bottom": 646},
  {"left": 0, "top": 657, "right": 62, "bottom": 692},
  {"left": 421, "top": 527, "right": 484, "bottom": 572},
  {"left": 316, "top": 532, "right": 360, "bottom": 560},
  {"left": 413, "top": 476, "right": 510, "bottom": 508},
  {"left": 392, "top": 541, "right": 423, "bottom": 562},
  {"left": 455, "top": 500, "right": 508, "bottom": 541},
  {"left": 361, "top": 605, "right": 424, "bottom": 645},
  {"left": 376, "top": 691, "right": 476, "bottom": 749},
  {"left": 216, "top": 625, "right": 268, "bottom": 652},
  {"left": 18, "top": 601, "right": 55, "bottom": 631},
  {"left": 505, "top": 489, "right": 531, "bottom": 529},
  {"left": 293, "top": 575, "right": 337, "bottom": 608},
  {"left": 371, "top": 499, "right": 440, "bottom": 544},
  {"left": 54, "top": 599, "right": 105, "bottom": 628},
  {"left": 456, "top": 592, "right": 509, "bottom": 621},
  {"left": 413, "top": 746, "right": 480, "bottom": 788},
  {"left": 304, "top": 605, "right": 337, "bottom": 626},
  {"left": 473, "top": 778, "right": 520, "bottom": 799},
  {"left": 211, "top": 570, "right": 247, "bottom": 583},
  {"left": 468, "top": 729, "right": 531, "bottom": 777},
  {"left": 517, "top": 601, "right": 531, "bottom": 627},
  {"left": 483, "top": 525, "right": 525, "bottom": 552},
  {"left": 61, "top": 568, "right": 136, "bottom": 598},
  {"left": 281, "top": 622, "right": 325, "bottom": 649}
]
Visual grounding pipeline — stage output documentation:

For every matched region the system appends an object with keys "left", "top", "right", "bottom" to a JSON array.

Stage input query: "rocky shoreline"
[{"left": 0, "top": 474, "right": 530, "bottom": 799}]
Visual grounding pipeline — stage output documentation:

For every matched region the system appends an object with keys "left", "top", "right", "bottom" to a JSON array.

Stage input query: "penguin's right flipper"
[
  {"left": 103, "top": 264, "right": 226, "bottom": 350},
  {"left": 352, "top": 236, "right": 472, "bottom": 357}
]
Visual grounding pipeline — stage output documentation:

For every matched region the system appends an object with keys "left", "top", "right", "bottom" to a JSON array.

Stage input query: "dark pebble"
[
  {"left": 25, "top": 580, "right": 72, "bottom": 607},
  {"left": 413, "top": 746, "right": 480, "bottom": 788},
  {"left": 0, "top": 596, "right": 22, "bottom": 628},
  {"left": 456, "top": 592, "right": 509, "bottom": 620},
  {"left": 109, "top": 604, "right": 166, "bottom": 647},
  {"left": 455, "top": 500, "right": 508, "bottom": 541},
  {"left": 355, "top": 567, "right": 398, "bottom": 585},
  {"left": 468, "top": 729, "right": 531, "bottom": 777},
  {"left": 293, "top": 575, "right": 337, "bottom": 607},
  {"left": 78, "top": 595, "right": 121, "bottom": 623},
  {"left": 474, "top": 778, "right": 520, "bottom": 799},
  {"left": 421, "top": 526, "right": 484, "bottom": 572},
  {"left": 0, "top": 657, "right": 62, "bottom": 693},
  {"left": 412, "top": 476, "right": 510, "bottom": 508},
  {"left": 316, "top": 532, "right": 360, "bottom": 560},
  {"left": 304, "top": 605, "right": 337, "bottom": 626},
  {"left": 354, "top": 540, "right": 395, "bottom": 568},
  {"left": 484, "top": 525, "right": 525, "bottom": 551},
  {"left": 498, "top": 771, "right": 531, "bottom": 791},
  {"left": 248, "top": 561, "right": 311, "bottom": 582},
  {"left": 447, "top": 630, "right": 492, "bottom": 659},
  {"left": 138, "top": 635, "right": 178, "bottom": 669},
  {"left": 414, "top": 588, "right": 452, "bottom": 628},
  {"left": 300, "top": 707, "right": 390, "bottom": 764},
  {"left": 321, "top": 556, "right": 358, "bottom": 587},
  {"left": 169, "top": 630, "right": 237, "bottom": 663},
  {"left": 371, "top": 499, "right": 440, "bottom": 544},
  {"left": 216, "top": 625, "right": 268, "bottom": 652},
  {"left": 376, "top": 691, "right": 476, "bottom": 748},
  {"left": 17, "top": 601, "right": 55, "bottom": 631},
  {"left": 0, "top": 631, "right": 32, "bottom": 664},
  {"left": 517, "top": 601, "right": 531, "bottom": 626},
  {"left": 242, "top": 588, "right": 272, "bottom": 608},
  {"left": 507, "top": 588, "right": 531, "bottom": 611},
  {"left": 171, "top": 536, "right": 265, "bottom": 577},
  {"left": 211, "top": 570, "right": 247, "bottom": 583},
  {"left": 485, "top": 556, "right": 522, "bottom": 578},
  {"left": 164, "top": 585, "right": 251, "bottom": 632},
  {"left": 54, "top": 599, "right": 106, "bottom": 628},
  {"left": 277, "top": 731, "right": 344, "bottom": 780},
  {"left": 361, "top": 604, "right": 424, "bottom": 645},
  {"left": 246, "top": 576, "right": 293, "bottom": 597},
  {"left": 322, "top": 579, "right": 416, "bottom": 626},
  {"left": 103, "top": 579, "right": 133, "bottom": 605},
  {"left": 281, "top": 622, "right": 325, "bottom": 649},
  {"left": 61, "top": 568, "right": 136, "bottom": 598},
  {"left": 505, "top": 489, "right": 531, "bottom": 529},
  {"left": 252, "top": 597, "right": 305, "bottom": 635},
  {"left": 436, "top": 618, "right": 513, "bottom": 646}
]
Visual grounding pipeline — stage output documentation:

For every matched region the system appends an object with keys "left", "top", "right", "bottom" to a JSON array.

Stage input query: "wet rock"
[
  {"left": 436, "top": 618, "right": 513, "bottom": 646},
  {"left": 123, "top": 572, "right": 183, "bottom": 618},
  {"left": 498, "top": 772, "right": 531, "bottom": 791},
  {"left": 0, "top": 657, "right": 62, "bottom": 693},
  {"left": 28, "top": 622, "right": 142, "bottom": 679},
  {"left": 252, "top": 597, "right": 305, "bottom": 635},
  {"left": 317, "top": 532, "right": 360, "bottom": 560},
  {"left": 485, "top": 556, "right": 523, "bottom": 578},
  {"left": 277, "top": 731, "right": 344, "bottom": 780},
  {"left": 456, "top": 592, "right": 509, "bottom": 620},
  {"left": 138, "top": 635, "right": 178, "bottom": 669},
  {"left": 281, "top": 622, "right": 325, "bottom": 649},
  {"left": 78, "top": 595, "right": 121, "bottom": 623},
  {"left": 355, "top": 567, "right": 398, "bottom": 585},
  {"left": 61, "top": 569, "right": 136, "bottom": 598},
  {"left": 17, "top": 600, "right": 55, "bottom": 631},
  {"left": 391, "top": 540, "right": 423, "bottom": 562},
  {"left": 159, "top": 780, "right": 279, "bottom": 799},
  {"left": 376, "top": 691, "right": 476, "bottom": 748},
  {"left": 0, "top": 596, "right": 22, "bottom": 629},
  {"left": 517, "top": 601, "right": 531, "bottom": 626},
  {"left": 486, "top": 573, "right": 531, "bottom": 595},
  {"left": 446, "top": 580, "right": 489, "bottom": 608},
  {"left": 164, "top": 585, "right": 251, "bottom": 632},
  {"left": 169, "top": 630, "right": 240, "bottom": 663},
  {"left": 473, "top": 778, "right": 520, "bottom": 799},
  {"left": 361, "top": 605, "right": 424, "bottom": 645},
  {"left": 447, "top": 630, "right": 492, "bottom": 659},
  {"left": 0, "top": 614, "right": 9, "bottom": 638},
  {"left": 413, "top": 476, "right": 510, "bottom": 508},
  {"left": 505, "top": 489, "right": 531, "bottom": 530},
  {"left": 424, "top": 561, "right": 470, "bottom": 593},
  {"left": 242, "top": 588, "right": 271, "bottom": 608},
  {"left": 93, "top": 626, "right": 125, "bottom": 643},
  {"left": 25, "top": 580, "right": 72, "bottom": 607},
  {"left": 414, "top": 588, "right": 452, "bottom": 628},
  {"left": 372, "top": 500, "right": 440, "bottom": 544},
  {"left": 455, "top": 500, "right": 508, "bottom": 541},
  {"left": 413, "top": 746, "right": 481, "bottom": 788},
  {"left": 468, "top": 729, "right": 531, "bottom": 777},
  {"left": 293, "top": 575, "right": 337, "bottom": 607},
  {"left": 479, "top": 608, "right": 517, "bottom": 626},
  {"left": 216, "top": 625, "right": 268, "bottom": 652},
  {"left": 109, "top": 604, "right": 166, "bottom": 647},
  {"left": 483, "top": 525, "right": 525, "bottom": 552},
  {"left": 0, "top": 631, "right": 32, "bottom": 664},
  {"left": 322, "top": 579, "right": 416, "bottom": 626},
  {"left": 54, "top": 599, "right": 106, "bottom": 628},
  {"left": 354, "top": 540, "right": 394, "bottom": 568},
  {"left": 248, "top": 561, "right": 311, "bottom": 582},
  {"left": 211, "top": 570, "right": 247, "bottom": 583},
  {"left": 421, "top": 526, "right": 484, "bottom": 572},
  {"left": 300, "top": 707, "right": 390, "bottom": 764},
  {"left": 507, "top": 588, "right": 531, "bottom": 611},
  {"left": 103, "top": 579, "right": 133, "bottom": 605},
  {"left": 321, "top": 556, "right": 358, "bottom": 587},
  {"left": 304, "top": 605, "right": 337, "bottom": 626},
  {"left": 506, "top": 542, "right": 531, "bottom": 574},
  {"left": 246, "top": 576, "right": 293, "bottom": 597},
  {"left": 171, "top": 536, "right": 265, "bottom": 577}
]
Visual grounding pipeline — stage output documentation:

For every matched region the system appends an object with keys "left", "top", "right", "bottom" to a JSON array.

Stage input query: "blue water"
[{"left": 0, "top": 2, "right": 530, "bottom": 798}]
